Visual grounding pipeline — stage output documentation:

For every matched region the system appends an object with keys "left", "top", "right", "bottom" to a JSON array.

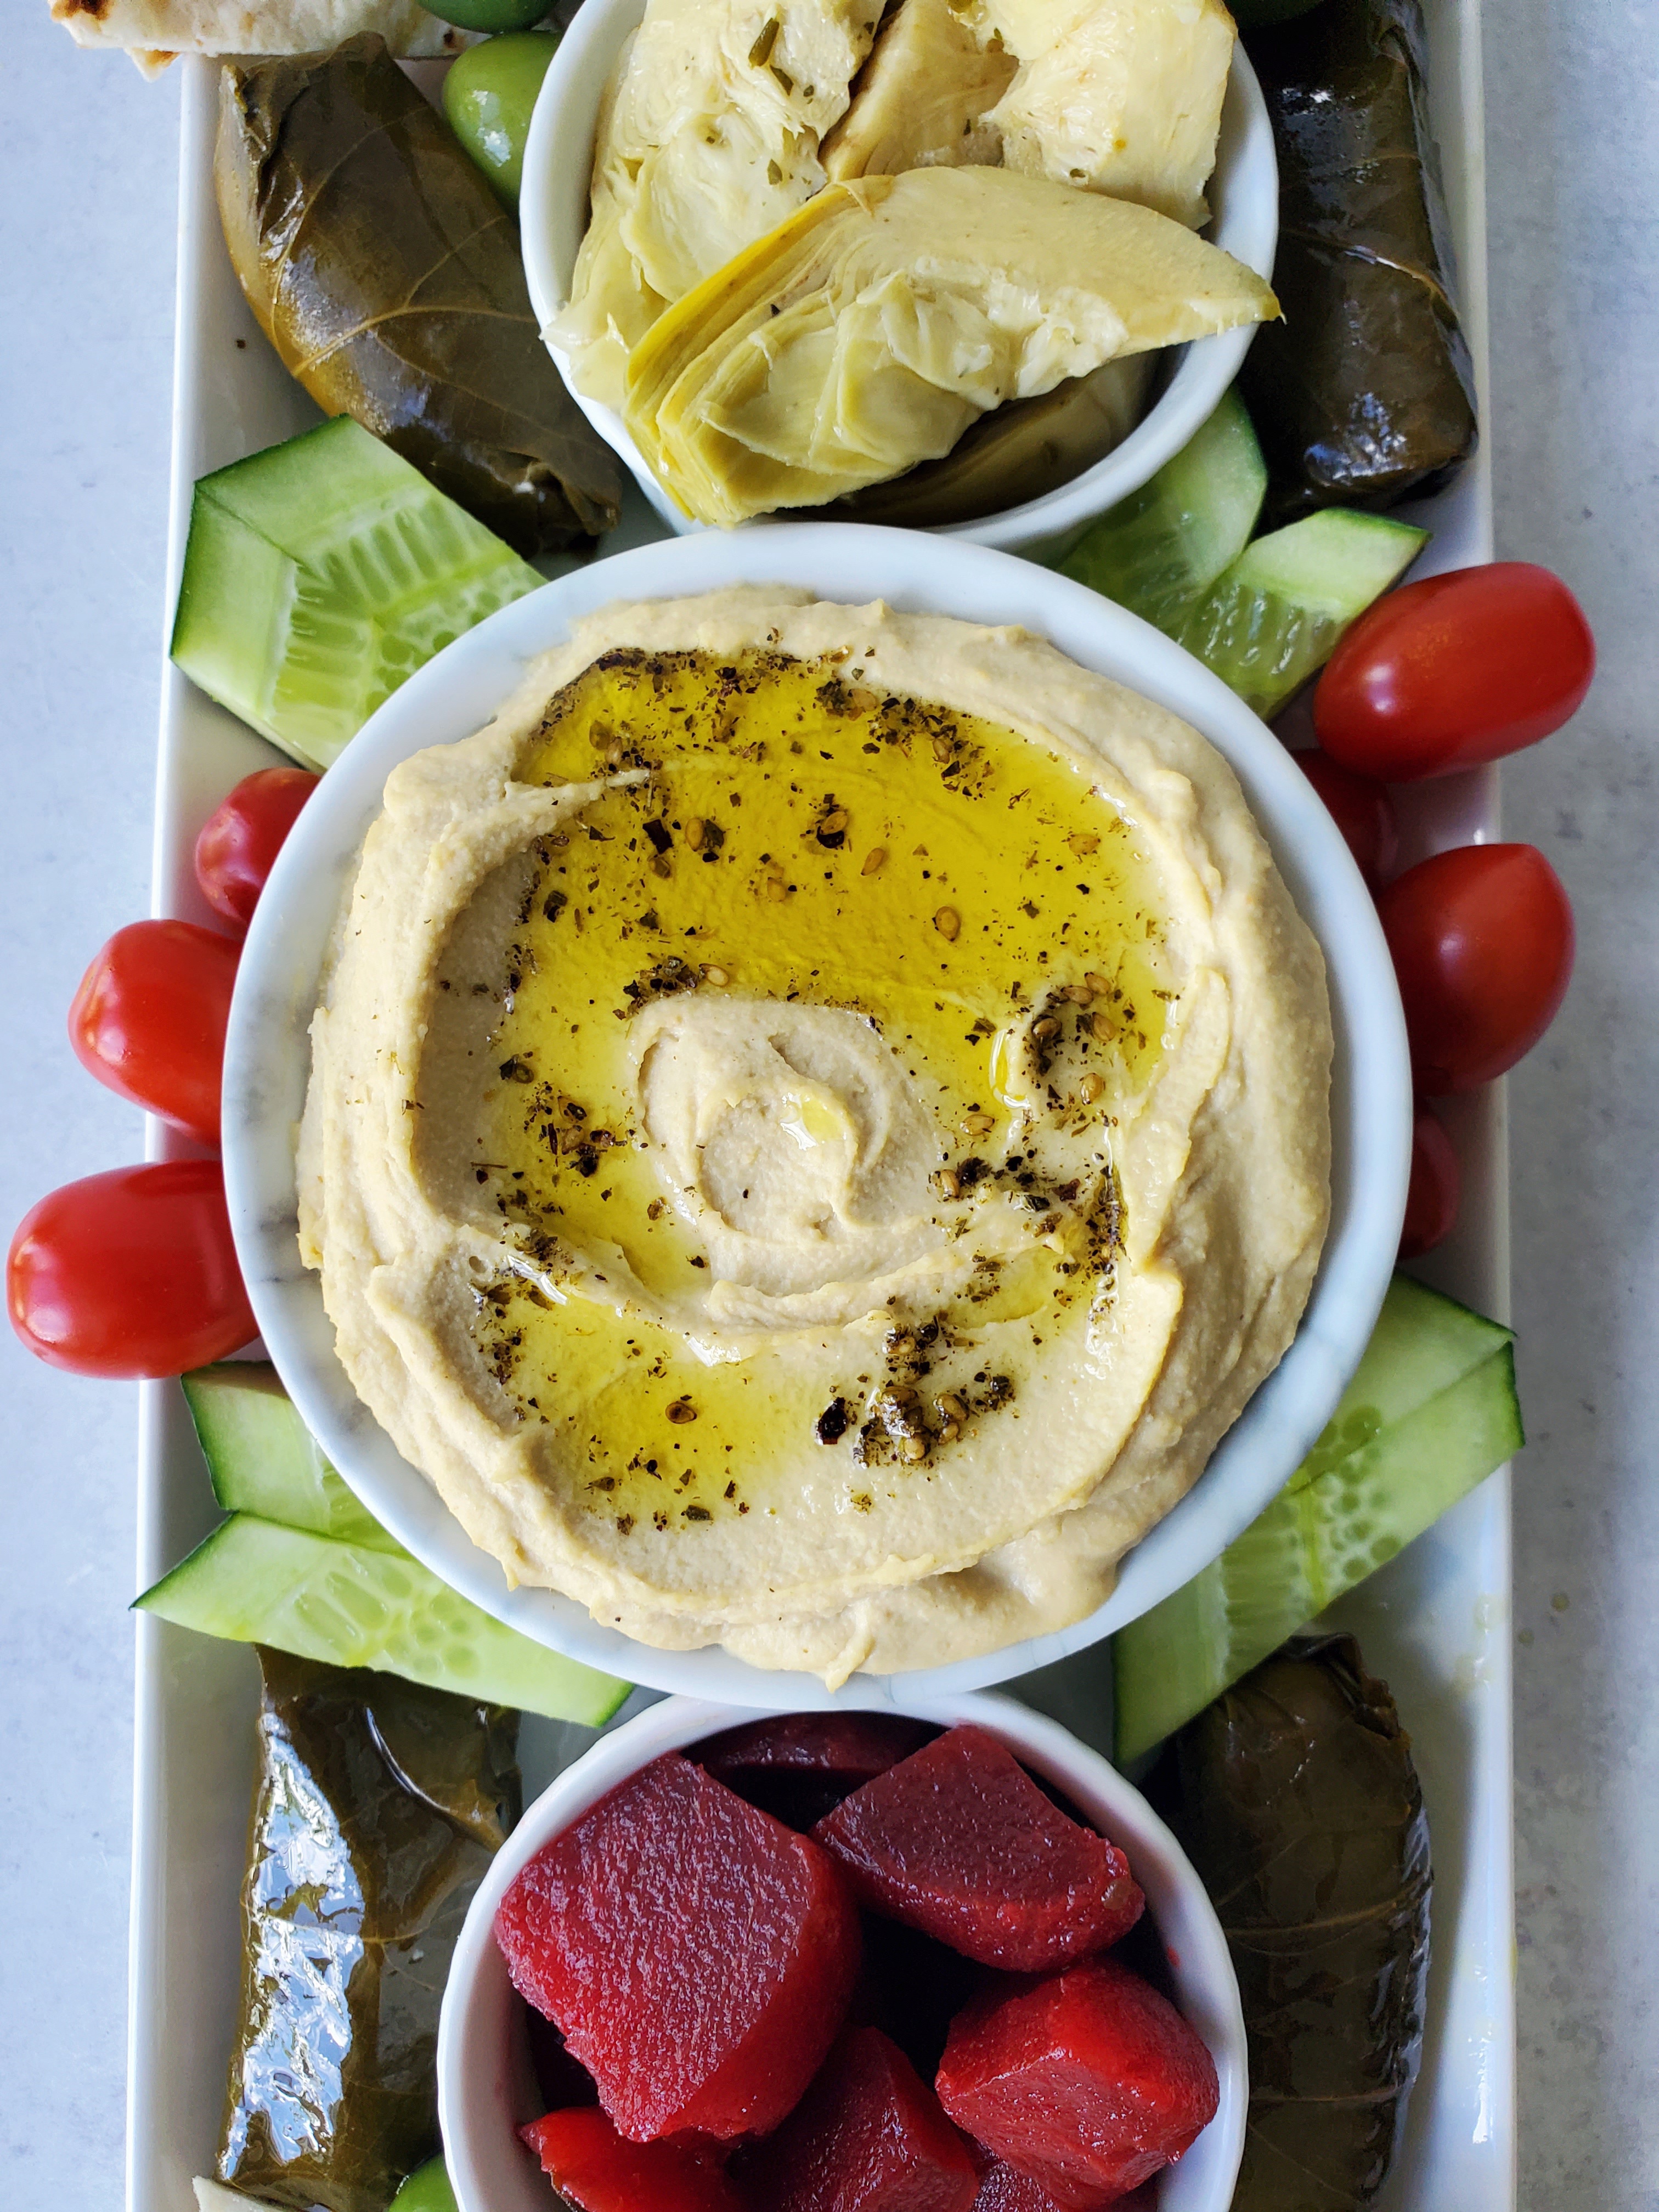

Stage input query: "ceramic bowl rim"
[
  {"left": 517, "top": 0, "right": 1278, "bottom": 555},
  {"left": 220, "top": 521, "right": 1412, "bottom": 1706},
  {"left": 435, "top": 1690, "right": 1249, "bottom": 2212}
]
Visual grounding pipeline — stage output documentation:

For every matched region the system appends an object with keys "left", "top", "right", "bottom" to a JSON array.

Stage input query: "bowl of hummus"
[
  {"left": 519, "top": 0, "right": 1278, "bottom": 555},
  {"left": 223, "top": 524, "right": 1409, "bottom": 1700}
]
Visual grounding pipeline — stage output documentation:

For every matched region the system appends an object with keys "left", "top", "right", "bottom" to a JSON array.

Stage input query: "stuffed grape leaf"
[
  {"left": 1240, "top": 0, "right": 1477, "bottom": 517},
  {"left": 216, "top": 36, "right": 620, "bottom": 555},
  {"left": 1167, "top": 1633, "right": 1432, "bottom": 2210},
  {"left": 217, "top": 1649, "right": 521, "bottom": 2212}
]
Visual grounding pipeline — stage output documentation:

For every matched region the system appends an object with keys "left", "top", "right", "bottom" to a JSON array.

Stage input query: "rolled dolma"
[
  {"left": 1169, "top": 1633, "right": 1431, "bottom": 2210},
  {"left": 218, "top": 1649, "right": 521, "bottom": 2212},
  {"left": 216, "top": 37, "right": 620, "bottom": 555},
  {"left": 1240, "top": 0, "right": 1477, "bottom": 516}
]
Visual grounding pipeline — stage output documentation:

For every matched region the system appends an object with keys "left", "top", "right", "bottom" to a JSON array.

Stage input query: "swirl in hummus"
[{"left": 298, "top": 588, "right": 1332, "bottom": 1684}]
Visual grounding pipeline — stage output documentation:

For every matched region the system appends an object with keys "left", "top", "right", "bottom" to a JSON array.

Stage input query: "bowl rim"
[
  {"left": 435, "top": 1690, "right": 1249, "bottom": 2212},
  {"left": 221, "top": 521, "right": 1412, "bottom": 1706},
  {"left": 518, "top": 0, "right": 1278, "bottom": 554}
]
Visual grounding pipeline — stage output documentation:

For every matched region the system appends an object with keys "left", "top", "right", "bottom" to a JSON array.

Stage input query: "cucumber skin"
[
  {"left": 1285, "top": 1271, "right": 1512, "bottom": 1494},
  {"left": 1174, "top": 510, "right": 1427, "bottom": 719},
  {"left": 182, "top": 1362, "right": 392, "bottom": 1547},
  {"left": 1056, "top": 390, "right": 1267, "bottom": 631},
  {"left": 1056, "top": 384, "right": 1426, "bottom": 719},
  {"left": 137, "top": 1514, "right": 631, "bottom": 1728},
  {"left": 170, "top": 417, "right": 543, "bottom": 770},
  {"left": 1112, "top": 1279, "right": 1522, "bottom": 1763},
  {"left": 1227, "top": 508, "right": 1428, "bottom": 606}
]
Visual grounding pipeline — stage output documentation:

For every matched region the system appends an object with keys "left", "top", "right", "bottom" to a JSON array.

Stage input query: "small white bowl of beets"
[{"left": 438, "top": 1695, "right": 1246, "bottom": 2212}]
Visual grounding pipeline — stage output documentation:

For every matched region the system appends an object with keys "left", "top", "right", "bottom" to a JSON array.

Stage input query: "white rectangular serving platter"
[{"left": 127, "top": 19, "right": 1513, "bottom": 2209}]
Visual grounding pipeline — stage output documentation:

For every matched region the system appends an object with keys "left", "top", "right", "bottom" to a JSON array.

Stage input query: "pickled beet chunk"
[
  {"left": 697, "top": 1714, "right": 939, "bottom": 1832},
  {"left": 935, "top": 1958, "right": 1220, "bottom": 2209},
  {"left": 496, "top": 1752, "right": 861, "bottom": 2142},
  {"left": 970, "top": 2161, "right": 1156, "bottom": 2212},
  {"left": 699, "top": 1713, "right": 936, "bottom": 1783},
  {"left": 814, "top": 1725, "right": 1144, "bottom": 1970},
  {"left": 520, "top": 2108, "right": 743, "bottom": 2212},
  {"left": 743, "top": 2025, "right": 978, "bottom": 2212}
]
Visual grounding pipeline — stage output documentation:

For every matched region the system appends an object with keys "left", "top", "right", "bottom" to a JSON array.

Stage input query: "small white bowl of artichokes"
[{"left": 521, "top": 0, "right": 1279, "bottom": 560}]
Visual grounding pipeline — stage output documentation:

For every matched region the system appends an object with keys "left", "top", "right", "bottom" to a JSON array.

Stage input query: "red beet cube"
[
  {"left": 698, "top": 1714, "right": 939, "bottom": 1829},
  {"left": 521, "top": 2108, "right": 743, "bottom": 2212},
  {"left": 700, "top": 1713, "right": 937, "bottom": 1784},
  {"left": 935, "top": 1959, "right": 1218, "bottom": 2209},
  {"left": 744, "top": 2025, "right": 978, "bottom": 2212},
  {"left": 969, "top": 2159, "right": 1156, "bottom": 2211},
  {"left": 970, "top": 2160, "right": 1082, "bottom": 2211},
  {"left": 496, "top": 1752, "right": 861, "bottom": 2142},
  {"left": 814, "top": 1726, "right": 1144, "bottom": 1971}
]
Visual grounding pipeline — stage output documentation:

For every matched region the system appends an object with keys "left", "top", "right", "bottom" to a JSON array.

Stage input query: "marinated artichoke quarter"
[
  {"left": 551, "top": 0, "right": 1261, "bottom": 527},
  {"left": 624, "top": 170, "right": 1277, "bottom": 527}
]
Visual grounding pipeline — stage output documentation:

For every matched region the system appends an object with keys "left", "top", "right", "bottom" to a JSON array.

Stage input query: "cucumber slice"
[
  {"left": 1112, "top": 1275, "right": 1521, "bottom": 1763},
  {"left": 391, "top": 2159, "right": 460, "bottom": 2212},
  {"left": 137, "top": 1514, "right": 631, "bottom": 1725},
  {"left": 170, "top": 415, "right": 544, "bottom": 771},
  {"left": 1174, "top": 508, "right": 1427, "bottom": 719},
  {"left": 182, "top": 1361, "right": 393, "bottom": 1548},
  {"left": 1056, "top": 389, "right": 1267, "bottom": 632}
]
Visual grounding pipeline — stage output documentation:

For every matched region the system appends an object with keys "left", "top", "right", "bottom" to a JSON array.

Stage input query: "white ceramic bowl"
[
  {"left": 221, "top": 524, "right": 1411, "bottom": 1705},
  {"left": 520, "top": 0, "right": 1277, "bottom": 559},
  {"left": 436, "top": 1692, "right": 1249, "bottom": 2212}
]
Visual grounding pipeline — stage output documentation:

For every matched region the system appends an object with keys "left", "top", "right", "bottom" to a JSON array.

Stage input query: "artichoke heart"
[
  {"left": 551, "top": 0, "right": 884, "bottom": 407},
  {"left": 625, "top": 167, "right": 1278, "bottom": 526},
  {"left": 822, "top": 0, "right": 1017, "bottom": 179},
  {"left": 973, "top": 0, "right": 1237, "bottom": 228}
]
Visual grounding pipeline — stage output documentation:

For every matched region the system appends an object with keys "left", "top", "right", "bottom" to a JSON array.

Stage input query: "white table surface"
[{"left": 2, "top": 3, "right": 1654, "bottom": 2205}]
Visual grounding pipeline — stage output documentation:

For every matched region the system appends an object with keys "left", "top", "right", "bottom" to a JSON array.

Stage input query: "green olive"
[
  {"left": 430, "top": 0, "right": 551, "bottom": 29},
  {"left": 388, "top": 2159, "right": 459, "bottom": 2212},
  {"left": 442, "top": 30, "right": 560, "bottom": 208}
]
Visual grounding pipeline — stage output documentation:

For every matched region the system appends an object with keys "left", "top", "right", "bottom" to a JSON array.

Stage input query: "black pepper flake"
[{"left": 815, "top": 1398, "right": 854, "bottom": 1445}]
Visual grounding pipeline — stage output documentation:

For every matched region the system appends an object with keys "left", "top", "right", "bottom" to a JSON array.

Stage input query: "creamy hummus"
[{"left": 298, "top": 589, "right": 1331, "bottom": 1683}]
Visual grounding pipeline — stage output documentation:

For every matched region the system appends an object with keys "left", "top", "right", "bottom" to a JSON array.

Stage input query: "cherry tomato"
[
  {"left": 1400, "top": 1102, "right": 1461, "bottom": 1259},
  {"left": 69, "top": 919, "right": 239, "bottom": 1145},
  {"left": 1315, "top": 563, "right": 1595, "bottom": 780},
  {"left": 1378, "top": 843, "right": 1574, "bottom": 1093},
  {"left": 1292, "top": 748, "right": 1399, "bottom": 889},
  {"left": 194, "top": 766, "right": 319, "bottom": 934},
  {"left": 8, "top": 1160, "right": 257, "bottom": 1378}
]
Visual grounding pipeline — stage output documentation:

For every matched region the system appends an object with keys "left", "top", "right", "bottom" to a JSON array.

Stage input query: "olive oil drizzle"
[{"left": 452, "top": 647, "right": 1177, "bottom": 1539}]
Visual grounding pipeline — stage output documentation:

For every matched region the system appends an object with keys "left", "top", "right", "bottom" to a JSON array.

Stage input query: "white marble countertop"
[{"left": 1, "top": 3, "right": 1654, "bottom": 2203}]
